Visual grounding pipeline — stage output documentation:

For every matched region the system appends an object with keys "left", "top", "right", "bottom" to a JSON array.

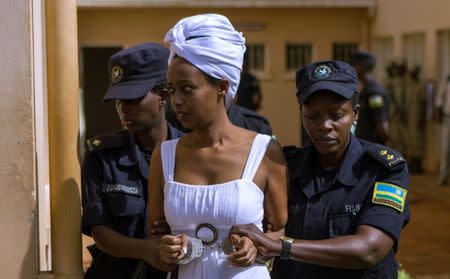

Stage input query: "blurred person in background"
[
  {"left": 436, "top": 74, "right": 450, "bottom": 186},
  {"left": 350, "top": 51, "right": 390, "bottom": 145}
]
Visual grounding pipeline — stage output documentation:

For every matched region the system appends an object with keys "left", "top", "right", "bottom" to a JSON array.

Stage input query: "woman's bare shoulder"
[{"left": 265, "top": 138, "right": 286, "bottom": 165}]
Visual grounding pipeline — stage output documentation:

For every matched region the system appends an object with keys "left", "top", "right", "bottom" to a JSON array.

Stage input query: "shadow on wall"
[
  {"left": 33, "top": 178, "right": 83, "bottom": 278},
  {"left": 20, "top": 213, "right": 37, "bottom": 279}
]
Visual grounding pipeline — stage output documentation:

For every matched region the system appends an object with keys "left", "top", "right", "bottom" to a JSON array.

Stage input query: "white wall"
[{"left": 0, "top": 0, "right": 38, "bottom": 278}]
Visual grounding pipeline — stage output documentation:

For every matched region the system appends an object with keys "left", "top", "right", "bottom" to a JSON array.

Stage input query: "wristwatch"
[{"left": 279, "top": 236, "right": 294, "bottom": 260}]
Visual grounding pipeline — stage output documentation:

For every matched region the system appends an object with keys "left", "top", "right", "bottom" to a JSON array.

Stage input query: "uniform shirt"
[
  {"left": 82, "top": 124, "right": 182, "bottom": 279},
  {"left": 272, "top": 135, "right": 410, "bottom": 279},
  {"left": 435, "top": 80, "right": 450, "bottom": 116},
  {"left": 235, "top": 72, "right": 261, "bottom": 111},
  {"left": 166, "top": 102, "right": 273, "bottom": 136},
  {"left": 356, "top": 79, "right": 390, "bottom": 143},
  {"left": 227, "top": 103, "right": 272, "bottom": 136}
]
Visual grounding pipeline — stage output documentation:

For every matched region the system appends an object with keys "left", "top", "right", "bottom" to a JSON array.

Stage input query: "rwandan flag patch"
[{"left": 372, "top": 182, "right": 407, "bottom": 212}]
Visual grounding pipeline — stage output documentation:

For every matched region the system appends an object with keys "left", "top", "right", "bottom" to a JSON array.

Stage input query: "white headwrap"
[{"left": 164, "top": 14, "right": 246, "bottom": 107}]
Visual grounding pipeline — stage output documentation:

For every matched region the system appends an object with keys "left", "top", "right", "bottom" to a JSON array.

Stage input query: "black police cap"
[
  {"left": 349, "top": 50, "right": 376, "bottom": 70},
  {"left": 296, "top": 60, "right": 359, "bottom": 104},
  {"left": 102, "top": 43, "right": 169, "bottom": 102}
]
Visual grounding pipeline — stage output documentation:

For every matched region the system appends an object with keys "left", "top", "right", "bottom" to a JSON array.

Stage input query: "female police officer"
[
  {"left": 81, "top": 43, "right": 182, "bottom": 278},
  {"left": 231, "top": 60, "right": 410, "bottom": 279}
]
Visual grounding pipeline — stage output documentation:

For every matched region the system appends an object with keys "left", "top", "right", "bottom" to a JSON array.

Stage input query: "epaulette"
[
  {"left": 365, "top": 143, "right": 405, "bottom": 170},
  {"left": 85, "top": 131, "right": 127, "bottom": 155}
]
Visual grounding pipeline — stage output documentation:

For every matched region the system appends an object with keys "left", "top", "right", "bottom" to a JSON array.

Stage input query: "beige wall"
[
  {"left": 78, "top": 7, "right": 368, "bottom": 146},
  {"left": 373, "top": 0, "right": 450, "bottom": 172},
  {"left": 0, "top": 0, "right": 37, "bottom": 278},
  {"left": 373, "top": 0, "right": 450, "bottom": 80}
]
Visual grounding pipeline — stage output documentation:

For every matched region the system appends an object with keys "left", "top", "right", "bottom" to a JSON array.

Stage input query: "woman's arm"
[
  {"left": 287, "top": 225, "right": 394, "bottom": 268},
  {"left": 230, "top": 224, "right": 394, "bottom": 269},
  {"left": 92, "top": 225, "right": 164, "bottom": 267},
  {"left": 147, "top": 144, "right": 179, "bottom": 271},
  {"left": 147, "top": 144, "right": 166, "bottom": 236},
  {"left": 262, "top": 140, "right": 288, "bottom": 231}
]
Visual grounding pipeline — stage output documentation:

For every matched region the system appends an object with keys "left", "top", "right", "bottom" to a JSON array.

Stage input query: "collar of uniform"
[
  {"left": 118, "top": 130, "right": 142, "bottom": 167},
  {"left": 118, "top": 123, "right": 182, "bottom": 167},
  {"left": 300, "top": 135, "right": 363, "bottom": 199},
  {"left": 167, "top": 122, "right": 184, "bottom": 139},
  {"left": 298, "top": 146, "right": 323, "bottom": 199},
  {"left": 334, "top": 134, "right": 365, "bottom": 187}
]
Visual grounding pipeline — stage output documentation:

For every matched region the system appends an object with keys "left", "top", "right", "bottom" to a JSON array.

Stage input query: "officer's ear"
[
  {"left": 158, "top": 88, "right": 170, "bottom": 103},
  {"left": 353, "top": 104, "right": 360, "bottom": 122}
]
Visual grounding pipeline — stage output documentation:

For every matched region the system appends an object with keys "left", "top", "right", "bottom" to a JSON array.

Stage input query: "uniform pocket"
[
  {"left": 329, "top": 213, "right": 356, "bottom": 237},
  {"left": 107, "top": 193, "right": 144, "bottom": 216}
]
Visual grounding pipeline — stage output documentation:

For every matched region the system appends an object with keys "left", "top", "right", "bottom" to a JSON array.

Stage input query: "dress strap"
[
  {"left": 160, "top": 138, "right": 179, "bottom": 183},
  {"left": 241, "top": 134, "right": 272, "bottom": 181}
]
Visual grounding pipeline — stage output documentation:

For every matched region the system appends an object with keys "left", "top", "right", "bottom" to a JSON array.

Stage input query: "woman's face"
[
  {"left": 167, "top": 56, "right": 225, "bottom": 130},
  {"left": 301, "top": 90, "right": 359, "bottom": 157}
]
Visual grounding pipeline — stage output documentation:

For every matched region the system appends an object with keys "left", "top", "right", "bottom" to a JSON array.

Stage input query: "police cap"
[
  {"left": 295, "top": 60, "right": 359, "bottom": 103},
  {"left": 102, "top": 43, "right": 169, "bottom": 102},
  {"left": 349, "top": 50, "right": 376, "bottom": 71}
]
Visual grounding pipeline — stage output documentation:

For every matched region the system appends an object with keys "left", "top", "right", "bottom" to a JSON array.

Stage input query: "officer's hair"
[{"left": 350, "top": 92, "right": 360, "bottom": 107}]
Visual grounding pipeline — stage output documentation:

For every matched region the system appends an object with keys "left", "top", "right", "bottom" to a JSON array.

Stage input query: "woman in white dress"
[{"left": 147, "top": 14, "right": 288, "bottom": 278}]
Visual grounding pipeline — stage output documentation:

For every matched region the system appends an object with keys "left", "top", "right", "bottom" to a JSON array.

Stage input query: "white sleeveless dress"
[{"left": 161, "top": 134, "right": 272, "bottom": 279}]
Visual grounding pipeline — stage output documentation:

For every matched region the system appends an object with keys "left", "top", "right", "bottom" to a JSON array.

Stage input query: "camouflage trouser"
[{"left": 439, "top": 116, "right": 450, "bottom": 185}]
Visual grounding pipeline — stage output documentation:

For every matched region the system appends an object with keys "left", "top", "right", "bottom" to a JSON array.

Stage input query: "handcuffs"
[{"left": 177, "top": 223, "right": 236, "bottom": 264}]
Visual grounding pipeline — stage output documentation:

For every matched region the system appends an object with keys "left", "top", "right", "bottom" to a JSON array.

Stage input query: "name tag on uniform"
[
  {"left": 102, "top": 184, "right": 140, "bottom": 196},
  {"left": 372, "top": 182, "right": 407, "bottom": 212}
]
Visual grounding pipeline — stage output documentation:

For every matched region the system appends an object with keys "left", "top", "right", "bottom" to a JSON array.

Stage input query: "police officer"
[
  {"left": 231, "top": 61, "right": 410, "bottom": 279},
  {"left": 405, "top": 65, "right": 426, "bottom": 173},
  {"left": 436, "top": 75, "right": 450, "bottom": 185},
  {"left": 82, "top": 43, "right": 182, "bottom": 278},
  {"left": 234, "top": 51, "right": 263, "bottom": 111},
  {"left": 389, "top": 61, "right": 409, "bottom": 155},
  {"left": 351, "top": 51, "right": 390, "bottom": 144}
]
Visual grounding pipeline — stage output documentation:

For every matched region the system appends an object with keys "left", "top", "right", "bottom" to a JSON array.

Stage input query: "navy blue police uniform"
[
  {"left": 82, "top": 126, "right": 182, "bottom": 279},
  {"left": 271, "top": 136, "right": 410, "bottom": 279},
  {"left": 166, "top": 102, "right": 273, "bottom": 136},
  {"left": 350, "top": 51, "right": 390, "bottom": 144},
  {"left": 235, "top": 71, "right": 262, "bottom": 111},
  {"left": 356, "top": 79, "right": 390, "bottom": 143},
  {"left": 271, "top": 60, "right": 410, "bottom": 279},
  {"left": 81, "top": 43, "right": 181, "bottom": 278}
]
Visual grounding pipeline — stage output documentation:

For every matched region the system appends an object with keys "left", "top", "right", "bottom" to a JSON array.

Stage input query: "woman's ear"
[{"left": 218, "top": 80, "right": 229, "bottom": 96}]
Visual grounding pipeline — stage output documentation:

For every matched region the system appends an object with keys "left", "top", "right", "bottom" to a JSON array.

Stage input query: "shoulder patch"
[
  {"left": 85, "top": 131, "right": 127, "bottom": 154},
  {"left": 368, "top": 95, "right": 384, "bottom": 109},
  {"left": 372, "top": 182, "right": 407, "bottom": 212},
  {"left": 366, "top": 143, "right": 405, "bottom": 170}
]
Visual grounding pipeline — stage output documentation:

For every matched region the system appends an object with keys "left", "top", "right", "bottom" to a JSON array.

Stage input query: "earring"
[{"left": 351, "top": 120, "right": 358, "bottom": 134}]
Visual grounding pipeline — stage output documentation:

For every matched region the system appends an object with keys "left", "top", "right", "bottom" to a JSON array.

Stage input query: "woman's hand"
[
  {"left": 227, "top": 234, "right": 257, "bottom": 267},
  {"left": 230, "top": 224, "right": 281, "bottom": 258},
  {"left": 159, "top": 234, "right": 188, "bottom": 264}
]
